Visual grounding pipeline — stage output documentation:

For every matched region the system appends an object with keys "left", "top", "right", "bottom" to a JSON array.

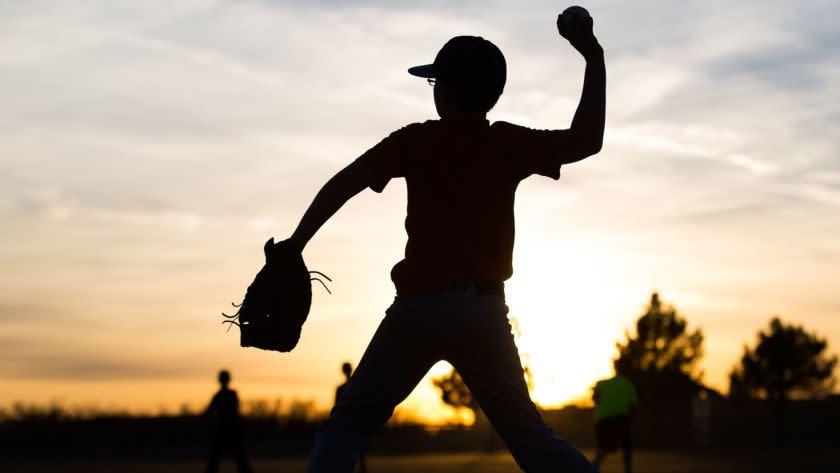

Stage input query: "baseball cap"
[{"left": 408, "top": 36, "right": 506, "bottom": 94}]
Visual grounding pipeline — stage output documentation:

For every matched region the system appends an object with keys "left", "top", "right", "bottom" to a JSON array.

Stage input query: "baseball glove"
[{"left": 221, "top": 238, "right": 330, "bottom": 352}]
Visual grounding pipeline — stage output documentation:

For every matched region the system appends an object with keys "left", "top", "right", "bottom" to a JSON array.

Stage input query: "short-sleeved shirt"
[
  {"left": 208, "top": 388, "right": 240, "bottom": 425},
  {"left": 354, "top": 116, "right": 573, "bottom": 294},
  {"left": 335, "top": 381, "right": 349, "bottom": 403},
  {"left": 593, "top": 375, "right": 638, "bottom": 422}
]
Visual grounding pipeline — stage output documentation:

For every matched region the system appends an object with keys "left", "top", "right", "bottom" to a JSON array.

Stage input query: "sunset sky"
[{"left": 2, "top": 0, "right": 838, "bottom": 423}]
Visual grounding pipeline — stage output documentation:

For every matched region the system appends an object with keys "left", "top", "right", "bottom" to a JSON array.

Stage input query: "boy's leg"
[
  {"left": 307, "top": 300, "right": 438, "bottom": 473},
  {"left": 448, "top": 296, "right": 597, "bottom": 473},
  {"left": 622, "top": 416, "right": 632, "bottom": 473},
  {"left": 230, "top": 431, "right": 254, "bottom": 473},
  {"left": 591, "top": 448, "right": 607, "bottom": 470},
  {"left": 592, "top": 419, "right": 608, "bottom": 469},
  {"left": 205, "top": 433, "right": 222, "bottom": 473}
]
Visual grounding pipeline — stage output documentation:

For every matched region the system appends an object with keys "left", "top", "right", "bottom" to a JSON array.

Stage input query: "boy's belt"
[{"left": 447, "top": 280, "right": 505, "bottom": 297}]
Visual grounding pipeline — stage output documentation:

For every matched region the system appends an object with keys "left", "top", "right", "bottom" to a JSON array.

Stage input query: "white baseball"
[{"left": 561, "top": 5, "right": 591, "bottom": 27}]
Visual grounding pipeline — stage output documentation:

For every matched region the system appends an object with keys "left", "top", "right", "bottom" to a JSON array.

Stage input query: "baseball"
[{"left": 561, "top": 5, "right": 591, "bottom": 27}]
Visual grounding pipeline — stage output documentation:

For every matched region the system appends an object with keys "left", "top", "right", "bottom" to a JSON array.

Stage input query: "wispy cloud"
[{"left": 1, "top": 0, "right": 838, "bottom": 411}]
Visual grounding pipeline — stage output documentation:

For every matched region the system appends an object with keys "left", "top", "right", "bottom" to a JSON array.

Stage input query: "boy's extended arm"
[
  {"left": 558, "top": 14, "right": 606, "bottom": 163},
  {"left": 289, "top": 160, "right": 371, "bottom": 250}
]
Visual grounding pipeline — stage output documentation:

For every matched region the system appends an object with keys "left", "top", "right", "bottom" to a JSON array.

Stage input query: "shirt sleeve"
[
  {"left": 493, "top": 121, "right": 574, "bottom": 180},
  {"left": 353, "top": 123, "right": 423, "bottom": 193}
]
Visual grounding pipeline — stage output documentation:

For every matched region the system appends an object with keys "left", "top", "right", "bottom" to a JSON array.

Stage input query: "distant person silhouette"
[
  {"left": 204, "top": 370, "right": 254, "bottom": 473},
  {"left": 335, "top": 362, "right": 353, "bottom": 405},
  {"left": 335, "top": 362, "right": 368, "bottom": 473},
  {"left": 591, "top": 373, "right": 637, "bottom": 473},
  {"left": 283, "top": 12, "right": 606, "bottom": 473}
]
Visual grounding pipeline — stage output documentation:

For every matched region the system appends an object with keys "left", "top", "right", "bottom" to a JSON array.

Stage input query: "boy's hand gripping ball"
[
  {"left": 557, "top": 6, "right": 600, "bottom": 58},
  {"left": 559, "top": 5, "right": 591, "bottom": 30}
]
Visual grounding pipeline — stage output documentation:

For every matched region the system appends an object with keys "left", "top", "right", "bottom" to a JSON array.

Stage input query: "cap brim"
[{"left": 408, "top": 64, "right": 436, "bottom": 78}]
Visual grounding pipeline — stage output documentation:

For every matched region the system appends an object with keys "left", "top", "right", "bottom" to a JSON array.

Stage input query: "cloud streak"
[{"left": 1, "top": 0, "right": 838, "bottom": 412}]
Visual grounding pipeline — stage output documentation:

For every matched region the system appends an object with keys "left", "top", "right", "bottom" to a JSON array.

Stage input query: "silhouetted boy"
[
  {"left": 335, "top": 362, "right": 353, "bottom": 405},
  {"left": 285, "top": 13, "right": 605, "bottom": 473},
  {"left": 204, "top": 370, "right": 253, "bottom": 473},
  {"left": 591, "top": 373, "right": 637, "bottom": 473},
  {"left": 335, "top": 362, "right": 368, "bottom": 473}
]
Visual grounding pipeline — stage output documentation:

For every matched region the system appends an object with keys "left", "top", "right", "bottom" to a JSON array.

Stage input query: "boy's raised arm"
[
  {"left": 558, "top": 13, "right": 605, "bottom": 163},
  {"left": 289, "top": 160, "right": 371, "bottom": 250}
]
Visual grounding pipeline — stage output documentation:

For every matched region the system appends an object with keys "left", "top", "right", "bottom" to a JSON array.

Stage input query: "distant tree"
[
  {"left": 729, "top": 317, "right": 837, "bottom": 400},
  {"left": 614, "top": 292, "right": 706, "bottom": 403},
  {"left": 243, "top": 398, "right": 283, "bottom": 420},
  {"left": 432, "top": 369, "right": 479, "bottom": 414},
  {"left": 285, "top": 399, "right": 316, "bottom": 424},
  {"left": 178, "top": 403, "right": 194, "bottom": 416},
  {"left": 729, "top": 317, "right": 837, "bottom": 444},
  {"left": 12, "top": 401, "right": 65, "bottom": 422}
]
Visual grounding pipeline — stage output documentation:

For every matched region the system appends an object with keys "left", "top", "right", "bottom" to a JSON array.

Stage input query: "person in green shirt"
[{"left": 591, "top": 372, "right": 637, "bottom": 473}]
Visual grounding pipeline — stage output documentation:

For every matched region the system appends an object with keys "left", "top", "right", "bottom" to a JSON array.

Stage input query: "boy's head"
[
  {"left": 218, "top": 369, "right": 231, "bottom": 387},
  {"left": 341, "top": 361, "right": 353, "bottom": 378},
  {"left": 409, "top": 36, "right": 506, "bottom": 116},
  {"left": 613, "top": 359, "right": 629, "bottom": 378}
]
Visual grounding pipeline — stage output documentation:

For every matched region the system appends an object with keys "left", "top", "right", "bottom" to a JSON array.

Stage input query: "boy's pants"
[{"left": 306, "top": 288, "right": 597, "bottom": 473}]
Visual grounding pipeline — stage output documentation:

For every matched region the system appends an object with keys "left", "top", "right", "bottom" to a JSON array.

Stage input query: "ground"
[{"left": 4, "top": 450, "right": 838, "bottom": 473}]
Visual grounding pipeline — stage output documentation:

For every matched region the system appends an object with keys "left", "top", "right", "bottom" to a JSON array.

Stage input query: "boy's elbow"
[
  {"left": 589, "top": 139, "right": 603, "bottom": 156},
  {"left": 565, "top": 128, "right": 603, "bottom": 162},
  {"left": 588, "top": 129, "right": 604, "bottom": 155},
  {"left": 332, "top": 160, "right": 373, "bottom": 196},
  {"left": 565, "top": 140, "right": 602, "bottom": 164}
]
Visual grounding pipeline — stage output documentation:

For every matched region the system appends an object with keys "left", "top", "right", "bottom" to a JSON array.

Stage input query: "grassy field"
[{"left": 4, "top": 449, "right": 839, "bottom": 473}]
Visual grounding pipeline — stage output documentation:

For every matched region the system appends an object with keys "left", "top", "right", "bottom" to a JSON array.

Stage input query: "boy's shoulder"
[
  {"left": 490, "top": 120, "right": 518, "bottom": 129},
  {"left": 383, "top": 119, "right": 543, "bottom": 147},
  {"left": 389, "top": 119, "right": 533, "bottom": 132},
  {"left": 490, "top": 120, "right": 548, "bottom": 136},
  {"left": 378, "top": 120, "right": 437, "bottom": 145},
  {"left": 396, "top": 119, "right": 438, "bottom": 134}
]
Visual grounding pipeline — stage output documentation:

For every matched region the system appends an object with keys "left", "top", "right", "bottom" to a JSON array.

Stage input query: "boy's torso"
[
  {"left": 594, "top": 376, "right": 637, "bottom": 421},
  {"left": 357, "top": 117, "right": 566, "bottom": 294}
]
